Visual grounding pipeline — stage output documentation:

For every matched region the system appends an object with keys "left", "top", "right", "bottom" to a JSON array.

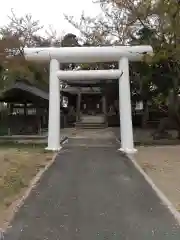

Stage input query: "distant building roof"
[
  {"left": 0, "top": 81, "right": 49, "bottom": 103},
  {"left": 0, "top": 79, "right": 103, "bottom": 103}
]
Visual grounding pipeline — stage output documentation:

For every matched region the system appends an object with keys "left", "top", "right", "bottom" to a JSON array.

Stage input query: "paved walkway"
[{"left": 4, "top": 138, "right": 180, "bottom": 239}]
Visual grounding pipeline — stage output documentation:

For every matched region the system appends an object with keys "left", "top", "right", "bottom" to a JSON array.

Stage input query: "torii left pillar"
[
  {"left": 46, "top": 59, "right": 61, "bottom": 151},
  {"left": 118, "top": 57, "right": 137, "bottom": 154}
]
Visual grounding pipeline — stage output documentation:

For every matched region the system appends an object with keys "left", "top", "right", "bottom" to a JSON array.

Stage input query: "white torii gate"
[{"left": 24, "top": 45, "right": 153, "bottom": 154}]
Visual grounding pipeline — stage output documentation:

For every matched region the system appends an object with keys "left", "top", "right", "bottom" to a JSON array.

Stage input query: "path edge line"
[
  {"left": 2, "top": 151, "right": 59, "bottom": 233},
  {"left": 127, "top": 153, "right": 180, "bottom": 225},
  {"left": 115, "top": 136, "right": 180, "bottom": 225}
]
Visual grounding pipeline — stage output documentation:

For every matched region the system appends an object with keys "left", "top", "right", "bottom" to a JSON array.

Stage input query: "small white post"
[
  {"left": 118, "top": 57, "right": 137, "bottom": 154},
  {"left": 46, "top": 59, "right": 61, "bottom": 151}
]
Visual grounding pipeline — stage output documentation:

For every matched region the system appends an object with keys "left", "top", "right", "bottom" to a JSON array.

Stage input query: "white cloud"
[{"left": 0, "top": 0, "right": 101, "bottom": 37}]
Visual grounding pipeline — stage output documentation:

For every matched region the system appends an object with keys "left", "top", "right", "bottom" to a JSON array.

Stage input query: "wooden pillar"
[
  {"left": 24, "top": 103, "right": 27, "bottom": 116},
  {"left": 76, "top": 92, "right": 81, "bottom": 121},
  {"left": 37, "top": 107, "right": 42, "bottom": 135},
  {"left": 10, "top": 103, "right": 13, "bottom": 115},
  {"left": 102, "top": 95, "right": 107, "bottom": 122},
  {"left": 8, "top": 104, "right": 14, "bottom": 136}
]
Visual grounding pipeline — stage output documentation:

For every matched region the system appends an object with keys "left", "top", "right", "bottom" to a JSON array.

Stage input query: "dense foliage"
[{"left": 1, "top": 1, "right": 180, "bottom": 136}]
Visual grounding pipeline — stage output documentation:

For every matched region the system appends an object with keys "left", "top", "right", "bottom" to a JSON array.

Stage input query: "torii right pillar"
[{"left": 119, "top": 57, "right": 137, "bottom": 154}]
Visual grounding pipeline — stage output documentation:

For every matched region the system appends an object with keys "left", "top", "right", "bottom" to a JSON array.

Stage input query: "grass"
[
  {"left": 0, "top": 144, "right": 54, "bottom": 228},
  {"left": 0, "top": 142, "right": 47, "bottom": 149}
]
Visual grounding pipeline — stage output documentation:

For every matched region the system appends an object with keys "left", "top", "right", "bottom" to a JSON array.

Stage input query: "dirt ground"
[
  {"left": 0, "top": 146, "right": 53, "bottom": 229},
  {"left": 136, "top": 145, "right": 180, "bottom": 211}
]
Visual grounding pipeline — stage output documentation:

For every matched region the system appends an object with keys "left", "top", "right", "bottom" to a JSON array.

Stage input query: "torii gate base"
[{"left": 24, "top": 45, "right": 153, "bottom": 154}]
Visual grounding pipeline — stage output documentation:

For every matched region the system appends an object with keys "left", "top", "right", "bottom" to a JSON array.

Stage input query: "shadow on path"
[{"left": 4, "top": 141, "right": 180, "bottom": 239}]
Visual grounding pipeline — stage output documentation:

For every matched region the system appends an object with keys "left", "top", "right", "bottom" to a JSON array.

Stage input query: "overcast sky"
[{"left": 0, "top": 0, "right": 101, "bottom": 37}]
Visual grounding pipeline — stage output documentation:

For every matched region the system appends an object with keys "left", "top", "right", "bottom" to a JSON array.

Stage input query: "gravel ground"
[{"left": 136, "top": 145, "right": 180, "bottom": 211}]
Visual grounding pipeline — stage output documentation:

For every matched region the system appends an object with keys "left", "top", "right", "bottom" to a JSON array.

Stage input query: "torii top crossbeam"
[{"left": 24, "top": 45, "right": 153, "bottom": 63}]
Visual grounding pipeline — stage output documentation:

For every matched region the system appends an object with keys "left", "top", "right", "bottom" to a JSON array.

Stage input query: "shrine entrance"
[
  {"left": 81, "top": 94, "right": 102, "bottom": 115},
  {"left": 61, "top": 86, "right": 107, "bottom": 128},
  {"left": 77, "top": 93, "right": 106, "bottom": 128}
]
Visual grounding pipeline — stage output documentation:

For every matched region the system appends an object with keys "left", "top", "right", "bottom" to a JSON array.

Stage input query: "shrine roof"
[{"left": 0, "top": 81, "right": 49, "bottom": 103}]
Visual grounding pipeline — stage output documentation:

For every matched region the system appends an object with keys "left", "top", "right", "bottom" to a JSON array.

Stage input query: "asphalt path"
[{"left": 4, "top": 140, "right": 180, "bottom": 239}]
